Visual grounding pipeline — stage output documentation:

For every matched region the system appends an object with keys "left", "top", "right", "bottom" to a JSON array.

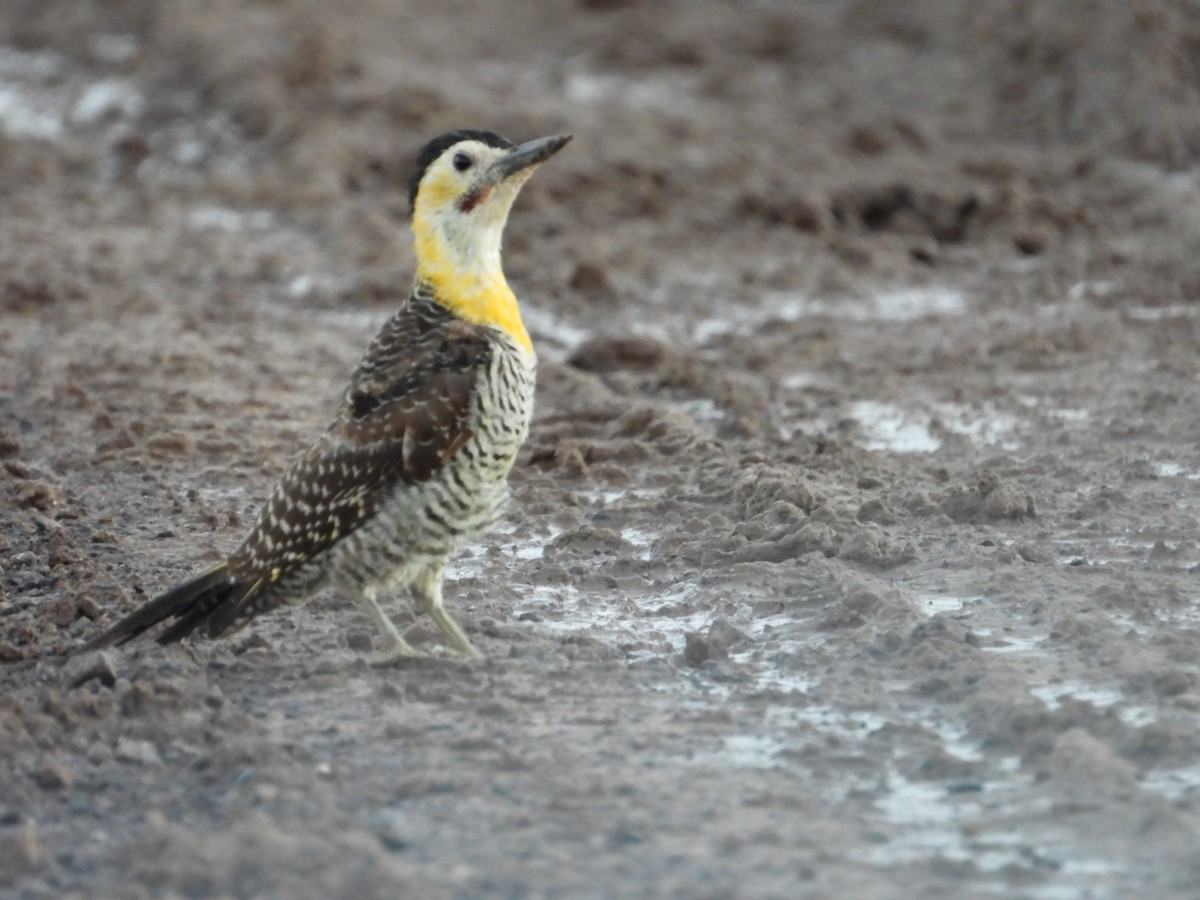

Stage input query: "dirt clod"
[
  {"left": 683, "top": 632, "right": 710, "bottom": 667},
  {"left": 0, "top": 823, "right": 43, "bottom": 887},
  {"left": 14, "top": 483, "right": 60, "bottom": 512}
]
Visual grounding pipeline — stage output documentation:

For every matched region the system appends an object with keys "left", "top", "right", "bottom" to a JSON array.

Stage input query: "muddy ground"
[{"left": 3, "top": 1, "right": 1200, "bottom": 897}]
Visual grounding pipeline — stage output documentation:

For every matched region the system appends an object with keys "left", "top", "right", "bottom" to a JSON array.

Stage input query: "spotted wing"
[{"left": 210, "top": 302, "right": 495, "bottom": 634}]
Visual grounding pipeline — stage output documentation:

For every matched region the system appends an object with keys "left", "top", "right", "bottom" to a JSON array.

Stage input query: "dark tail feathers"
[{"left": 78, "top": 563, "right": 239, "bottom": 653}]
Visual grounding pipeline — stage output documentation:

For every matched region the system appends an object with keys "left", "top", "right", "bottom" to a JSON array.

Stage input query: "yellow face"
[
  {"left": 411, "top": 142, "right": 530, "bottom": 352},
  {"left": 414, "top": 140, "right": 529, "bottom": 229},
  {"left": 410, "top": 136, "right": 567, "bottom": 355}
]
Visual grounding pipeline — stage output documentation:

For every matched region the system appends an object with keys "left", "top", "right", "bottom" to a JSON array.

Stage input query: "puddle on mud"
[
  {"left": 821, "top": 376, "right": 1120, "bottom": 458},
  {"left": 778, "top": 371, "right": 821, "bottom": 390},
  {"left": 1030, "top": 681, "right": 1157, "bottom": 728},
  {"left": 186, "top": 206, "right": 275, "bottom": 233},
  {"left": 939, "top": 404, "right": 1021, "bottom": 449},
  {"left": 693, "top": 285, "right": 968, "bottom": 344},
  {"left": 865, "top": 772, "right": 1014, "bottom": 868},
  {"left": 680, "top": 665, "right": 1143, "bottom": 897},
  {"left": 863, "top": 769, "right": 1143, "bottom": 900},
  {"left": 447, "top": 489, "right": 696, "bottom": 650},
  {"left": 913, "top": 593, "right": 972, "bottom": 615},
  {"left": 509, "top": 579, "right": 710, "bottom": 650},
  {"left": 1152, "top": 461, "right": 1200, "bottom": 480},
  {"left": 521, "top": 303, "right": 592, "bottom": 362},
  {"left": 1044, "top": 407, "right": 1090, "bottom": 423},
  {"left": 870, "top": 287, "right": 968, "bottom": 320},
  {"left": 621, "top": 527, "right": 657, "bottom": 561},
  {"left": 973, "top": 628, "right": 1047, "bottom": 655},
  {"left": 0, "top": 46, "right": 68, "bottom": 140},
  {"left": 679, "top": 665, "right": 1055, "bottom": 889},
  {"left": 1065, "top": 280, "right": 1119, "bottom": 303},
  {"left": 779, "top": 703, "right": 887, "bottom": 744},
  {"left": 0, "top": 38, "right": 258, "bottom": 180},
  {"left": 1050, "top": 531, "right": 1200, "bottom": 569},
  {"left": 849, "top": 400, "right": 941, "bottom": 453},
  {"left": 562, "top": 66, "right": 699, "bottom": 114},
  {"left": 1124, "top": 305, "right": 1200, "bottom": 321},
  {"left": 845, "top": 399, "right": 1022, "bottom": 454},
  {"left": 1141, "top": 764, "right": 1200, "bottom": 802},
  {"left": 670, "top": 397, "right": 723, "bottom": 435},
  {"left": 0, "top": 42, "right": 143, "bottom": 141},
  {"left": 0, "top": 83, "right": 66, "bottom": 141},
  {"left": 688, "top": 733, "right": 790, "bottom": 770},
  {"left": 760, "top": 286, "right": 968, "bottom": 324},
  {"left": 72, "top": 78, "right": 142, "bottom": 124}
]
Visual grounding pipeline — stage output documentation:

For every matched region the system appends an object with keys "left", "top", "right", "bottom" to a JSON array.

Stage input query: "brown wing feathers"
[
  {"left": 78, "top": 296, "right": 495, "bottom": 650},
  {"left": 224, "top": 301, "right": 491, "bottom": 586}
]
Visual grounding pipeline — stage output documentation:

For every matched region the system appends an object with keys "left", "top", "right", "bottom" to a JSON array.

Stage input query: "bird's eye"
[{"left": 453, "top": 152, "right": 473, "bottom": 172}]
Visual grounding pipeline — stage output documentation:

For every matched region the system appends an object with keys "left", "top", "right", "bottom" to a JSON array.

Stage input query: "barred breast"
[{"left": 329, "top": 328, "right": 536, "bottom": 593}]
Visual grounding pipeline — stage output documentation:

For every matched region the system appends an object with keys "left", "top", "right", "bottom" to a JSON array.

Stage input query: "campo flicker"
[{"left": 81, "top": 129, "right": 572, "bottom": 663}]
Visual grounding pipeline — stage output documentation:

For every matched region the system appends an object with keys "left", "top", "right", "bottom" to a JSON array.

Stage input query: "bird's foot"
[
  {"left": 445, "top": 641, "right": 485, "bottom": 663},
  {"left": 365, "top": 637, "right": 425, "bottom": 667},
  {"left": 423, "top": 606, "right": 484, "bottom": 661}
]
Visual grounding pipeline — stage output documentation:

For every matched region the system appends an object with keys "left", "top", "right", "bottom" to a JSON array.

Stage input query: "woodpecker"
[{"left": 81, "top": 129, "right": 572, "bottom": 663}]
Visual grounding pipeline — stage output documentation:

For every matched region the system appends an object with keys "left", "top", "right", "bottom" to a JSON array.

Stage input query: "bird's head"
[{"left": 407, "top": 129, "right": 572, "bottom": 282}]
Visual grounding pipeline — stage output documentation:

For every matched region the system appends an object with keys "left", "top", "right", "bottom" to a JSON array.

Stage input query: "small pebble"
[
  {"left": 32, "top": 764, "right": 73, "bottom": 791},
  {"left": 63, "top": 650, "right": 117, "bottom": 689},
  {"left": 115, "top": 737, "right": 162, "bottom": 766},
  {"left": 375, "top": 809, "right": 414, "bottom": 852}
]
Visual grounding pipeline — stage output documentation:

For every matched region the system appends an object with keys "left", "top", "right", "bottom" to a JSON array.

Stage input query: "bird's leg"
[
  {"left": 412, "top": 565, "right": 483, "bottom": 659},
  {"left": 356, "top": 586, "right": 424, "bottom": 665}
]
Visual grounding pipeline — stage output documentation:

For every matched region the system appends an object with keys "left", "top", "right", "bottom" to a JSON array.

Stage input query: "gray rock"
[
  {"left": 374, "top": 809, "right": 416, "bottom": 853},
  {"left": 63, "top": 649, "right": 117, "bottom": 689},
  {"left": 115, "top": 737, "right": 163, "bottom": 766}
]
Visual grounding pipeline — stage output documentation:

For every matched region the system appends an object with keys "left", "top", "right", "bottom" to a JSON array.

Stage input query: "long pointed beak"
[{"left": 489, "top": 133, "right": 573, "bottom": 182}]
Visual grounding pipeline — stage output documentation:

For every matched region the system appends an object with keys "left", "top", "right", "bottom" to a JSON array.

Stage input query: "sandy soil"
[{"left": 3, "top": 1, "right": 1200, "bottom": 897}]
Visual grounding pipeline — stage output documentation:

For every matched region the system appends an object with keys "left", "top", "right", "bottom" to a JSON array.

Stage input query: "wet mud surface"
[{"left": 3, "top": 1, "right": 1200, "bottom": 897}]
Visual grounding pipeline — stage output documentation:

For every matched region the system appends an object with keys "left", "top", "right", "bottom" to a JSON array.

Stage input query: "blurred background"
[{"left": 3, "top": 0, "right": 1199, "bottom": 337}]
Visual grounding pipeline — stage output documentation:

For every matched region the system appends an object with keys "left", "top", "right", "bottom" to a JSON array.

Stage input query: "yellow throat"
[{"left": 411, "top": 175, "right": 534, "bottom": 355}]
